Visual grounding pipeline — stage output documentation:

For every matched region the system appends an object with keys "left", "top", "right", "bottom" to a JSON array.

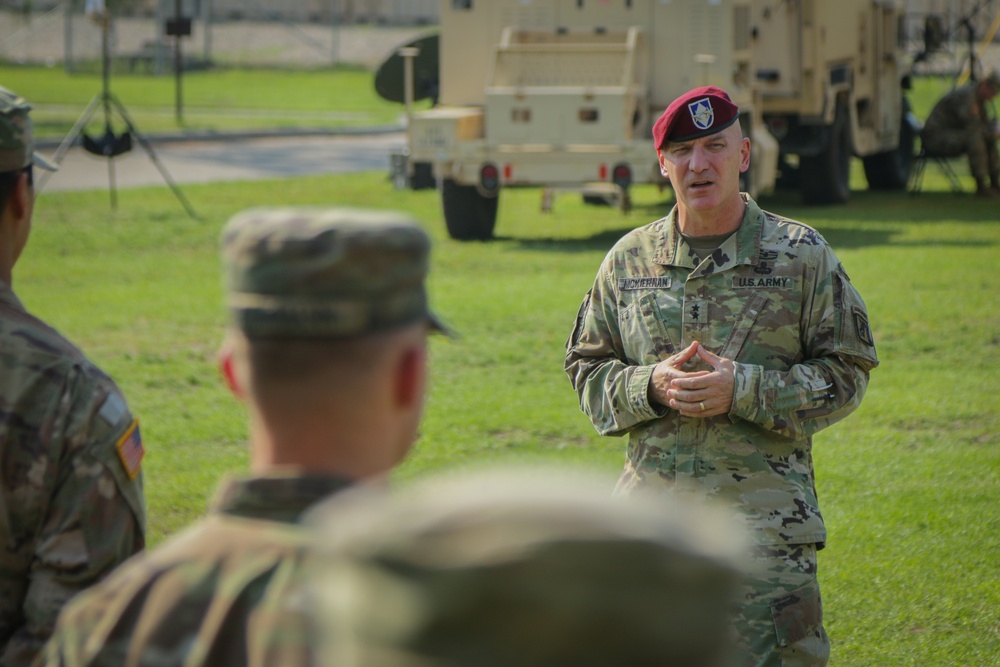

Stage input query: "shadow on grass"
[
  {"left": 503, "top": 226, "right": 640, "bottom": 253},
  {"left": 509, "top": 187, "right": 997, "bottom": 253},
  {"left": 509, "top": 223, "right": 901, "bottom": 254},
  {"left": 759, "top": 188, "right": 1000, "bottom": 225}
]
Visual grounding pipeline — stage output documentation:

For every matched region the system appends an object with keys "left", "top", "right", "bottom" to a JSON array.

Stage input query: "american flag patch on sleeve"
[{"left": 115, "top": 419, "right": 144, "bottom": 480}]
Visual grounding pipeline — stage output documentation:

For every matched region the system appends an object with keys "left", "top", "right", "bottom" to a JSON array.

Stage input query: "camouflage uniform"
[
  {"left": 920, "top": 81, "right": 1000, "bottom": 191},
  {"left": 309, "top": 468, "right": 748, "bottom": 667},
  {"left": 38, "top": 207, "right": 447, "bottom": 667},
  {"left": 0, "top": 283, "right": 147, "bottom": 667},
  {"left": 37, "top": 475, "right": 352, "bottom": 667},
  {"left": 564, "top": 195, "right": 878, "bottom": 667},
  {"left": 0, "top": 87, "right": 144, "bottom": 667}
]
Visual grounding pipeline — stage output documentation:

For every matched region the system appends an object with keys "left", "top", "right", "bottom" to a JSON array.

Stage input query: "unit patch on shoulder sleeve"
[
  {"left": 98, "top": 393, "right": 128, "bottom": 426},
  {"left": 115, "top": 418, "right": 145, "bottom": 480},
  {"left": 853, "top": 307, "right": 874, "bottom": 347}
]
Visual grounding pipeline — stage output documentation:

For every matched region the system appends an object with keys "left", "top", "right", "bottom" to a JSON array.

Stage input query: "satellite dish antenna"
[{"left": 374, "top": 33, "right": 440, "bottom": 105}]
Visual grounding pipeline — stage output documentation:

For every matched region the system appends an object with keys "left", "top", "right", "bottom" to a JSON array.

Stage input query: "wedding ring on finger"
[{"left": 700, "top": 401, "right": 706, "bottom": 411}]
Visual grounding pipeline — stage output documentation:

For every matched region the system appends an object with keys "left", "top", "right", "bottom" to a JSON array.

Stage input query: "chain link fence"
[{"left": 0, "top": 0, "right": 437, "bottom": 72}]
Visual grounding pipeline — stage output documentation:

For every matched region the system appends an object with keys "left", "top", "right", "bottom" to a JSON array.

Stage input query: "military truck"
[
  {"left": 752, "top": 0, "right": 916, "bottom": 204},
  {"left": 392, "top": 0, "right": 914, "bottom": 240}
]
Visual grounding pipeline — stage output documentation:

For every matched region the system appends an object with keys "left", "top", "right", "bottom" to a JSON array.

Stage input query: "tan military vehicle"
[
  {"left": 392, "top": 0, "right": 914, "bottom": 240},
  {"left": 752, "top": 0, "right": 916, "bottom": 204}
]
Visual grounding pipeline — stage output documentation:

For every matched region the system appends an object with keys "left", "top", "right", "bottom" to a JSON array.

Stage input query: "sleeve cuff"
[
  {"left": 627, "top": 364, "right": 669, "bottom": 421},
  {"left": 729, "top": 362, "right": 762, "bottom": 422}
]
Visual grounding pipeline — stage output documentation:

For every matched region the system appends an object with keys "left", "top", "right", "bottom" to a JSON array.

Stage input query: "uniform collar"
[
  {"left": 652, "top": 194, "right": 765, "bottom": 274},
  {"left": 0, "top": 278, "right": 24, "bottom": 311},
  {"left": 211, "top": 473, "right": 355, "bottom": 524}
]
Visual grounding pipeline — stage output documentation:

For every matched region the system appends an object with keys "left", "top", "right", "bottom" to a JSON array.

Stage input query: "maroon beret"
[{"left": 652, "top": 86, "right": 740, "bottom": 149}]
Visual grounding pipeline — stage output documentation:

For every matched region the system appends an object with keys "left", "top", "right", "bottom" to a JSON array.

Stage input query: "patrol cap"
[
  {"left": 653, "top": 85, "right": 740, "bottom": 148},
  {"left": 0, "top": 86, "right": 57, "bottom": 173},
  {"left": 309, "top": 467, "right": 746, "bottom": 667},
  {"left": 221, "top": 207, "right": 450, "bottom": 339}
]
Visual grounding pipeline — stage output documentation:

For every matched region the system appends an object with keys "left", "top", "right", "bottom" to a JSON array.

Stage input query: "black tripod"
[{"left": 36, "top": 14, "right": 197, "bottom": 219}]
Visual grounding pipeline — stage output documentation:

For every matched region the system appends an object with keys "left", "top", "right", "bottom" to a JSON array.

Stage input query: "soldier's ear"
[
  {"left": 4, "top": 172, "right": 33, "bottom": 268},
  {"left": 657, "top": 150, "right": 670, "bottom": 179},
  {"left": 10, "top": 170, "right": 30, "bottom": 219},
  {"left": 393, "top": 339, "right": 428, "bottom": 410},
  {"left": 218, "top": 338, "right": 246, "bottom": 400},
  {"left": 3, "top": 171, "right": 31, "bottom": 228}
]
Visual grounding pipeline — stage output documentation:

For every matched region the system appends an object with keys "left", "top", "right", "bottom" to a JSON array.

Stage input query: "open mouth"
[{"left": 690, "top": 179, "right": 714, "bottom": 189}]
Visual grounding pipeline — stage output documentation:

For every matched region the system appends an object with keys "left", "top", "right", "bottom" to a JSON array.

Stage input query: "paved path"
[{"left": 36, "top": 131, "right": 408, "bottom": 193}]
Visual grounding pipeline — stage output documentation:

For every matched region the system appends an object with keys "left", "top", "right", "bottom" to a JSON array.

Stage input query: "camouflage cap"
[
  {"left": 308, "top": 467, "right": 746, "bottom": 667},
  {"left": 0, "top": 86, "right": 57, "bottom": 173},
  {"left": 221, "top": 207, "right": 449, "bottom": 339}
]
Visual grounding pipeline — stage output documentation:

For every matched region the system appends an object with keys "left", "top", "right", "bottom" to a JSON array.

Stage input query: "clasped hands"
[{"left": 648, "top": 341, "right": 735, "bottom": 418}]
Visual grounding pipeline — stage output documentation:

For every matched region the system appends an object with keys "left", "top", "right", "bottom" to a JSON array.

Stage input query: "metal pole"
[
  {"left": 155, "top": 0, "right": 164, "bottom": 75},
  {"left": 202, "top": 0, "right": 212, "bottom": 65},
  {"left": 400, "top": 47, "right": 419, "bottom": 119},
  {"left": 101, "top": 19, "right": 117, "bottom": 210},
  {"left": 64, "top": 0, "right": 74, "bottom": 74},
  {"left": 174, "top": 0, "right": 183, "bottom": 124},
  {"left": 330, "top": 0, "right": 339, "bottom": 65}
]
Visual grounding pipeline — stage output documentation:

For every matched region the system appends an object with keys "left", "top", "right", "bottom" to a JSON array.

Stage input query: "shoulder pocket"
[
  {"left": 566, "top": 290, "right": 592, "bottom": 350},
  {"left": 87, "top": 396, "right": 148, "bottom": 534},
  {"left": 834, "top": 270, "right": 878, "bottom": 365}
]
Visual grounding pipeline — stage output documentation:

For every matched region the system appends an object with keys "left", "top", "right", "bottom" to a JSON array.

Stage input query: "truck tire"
[
  {"left": 862, "top": 98, "right": 915, "bottom": 190},
  {"left": 775, "top": 154, "right": 800, "bottom": 190},
  {"left": 799, "top": 106, "right": 851, "bottom": 205},
  {"left": 442, "top": 179, "right": 498, "bottom": 241}
]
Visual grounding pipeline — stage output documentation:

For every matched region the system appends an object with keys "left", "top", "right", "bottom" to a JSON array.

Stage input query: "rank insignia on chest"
[
  {"left": 116, "top": 418, "right": 145, "bottom": 480},
  {"left": 618, "top": 277, "right": 671, "bottom": 290}
]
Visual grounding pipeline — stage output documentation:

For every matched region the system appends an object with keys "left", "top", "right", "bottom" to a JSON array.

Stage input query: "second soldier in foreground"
[
  {"left": 0, "top": 85, "right": 146, "bottom": 667},
  {"left": 309, "top": 467, "right": 747, "bottom": 667},
  {"left": 37, "top": 207, "right": 448, "bottom": 666}
]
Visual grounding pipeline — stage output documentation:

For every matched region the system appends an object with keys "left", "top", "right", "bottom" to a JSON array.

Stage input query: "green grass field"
[
  {"left": 22, "top": 163, "right": 1000, "bottom": 666},
  {"left": 1, "top": 64, "right": 414, "bottom": 137}
]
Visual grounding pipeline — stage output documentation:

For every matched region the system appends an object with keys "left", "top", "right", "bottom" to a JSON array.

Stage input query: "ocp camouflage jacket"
[
  {"left": 0, "top": 281, "right": 145, "bottom": 667},
  {"left": 565, "top": 196, "right": 878, "bottom": 546}
]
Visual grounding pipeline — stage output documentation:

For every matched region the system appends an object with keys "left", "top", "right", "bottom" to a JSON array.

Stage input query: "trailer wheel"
[
  {"left": 862, "top": 98, "right": 916, "bottom": 190},
  {"left": 410, "top": 161, "right": 436, "bottom": 190},
  {"left": 582, "top": 193, "right": 614, "bottom": 206},
  {"left": 800, "top": 106, "right": 851, "bottom": 205},
  {"left": 442, "top": 179, "right": 498, "bottom": 241}
]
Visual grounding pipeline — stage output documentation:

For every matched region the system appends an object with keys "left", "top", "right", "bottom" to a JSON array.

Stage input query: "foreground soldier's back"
[{"left": 35, "top": 207, "right": 448, "bottom": 667}]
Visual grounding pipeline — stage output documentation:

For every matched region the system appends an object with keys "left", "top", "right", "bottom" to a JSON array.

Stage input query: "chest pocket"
[
  {"left": 618, "top": 291, "right": 677, "bottom": 365},
  {"left": 718, "top": 291, "right": 771, "bottom": 361}
]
